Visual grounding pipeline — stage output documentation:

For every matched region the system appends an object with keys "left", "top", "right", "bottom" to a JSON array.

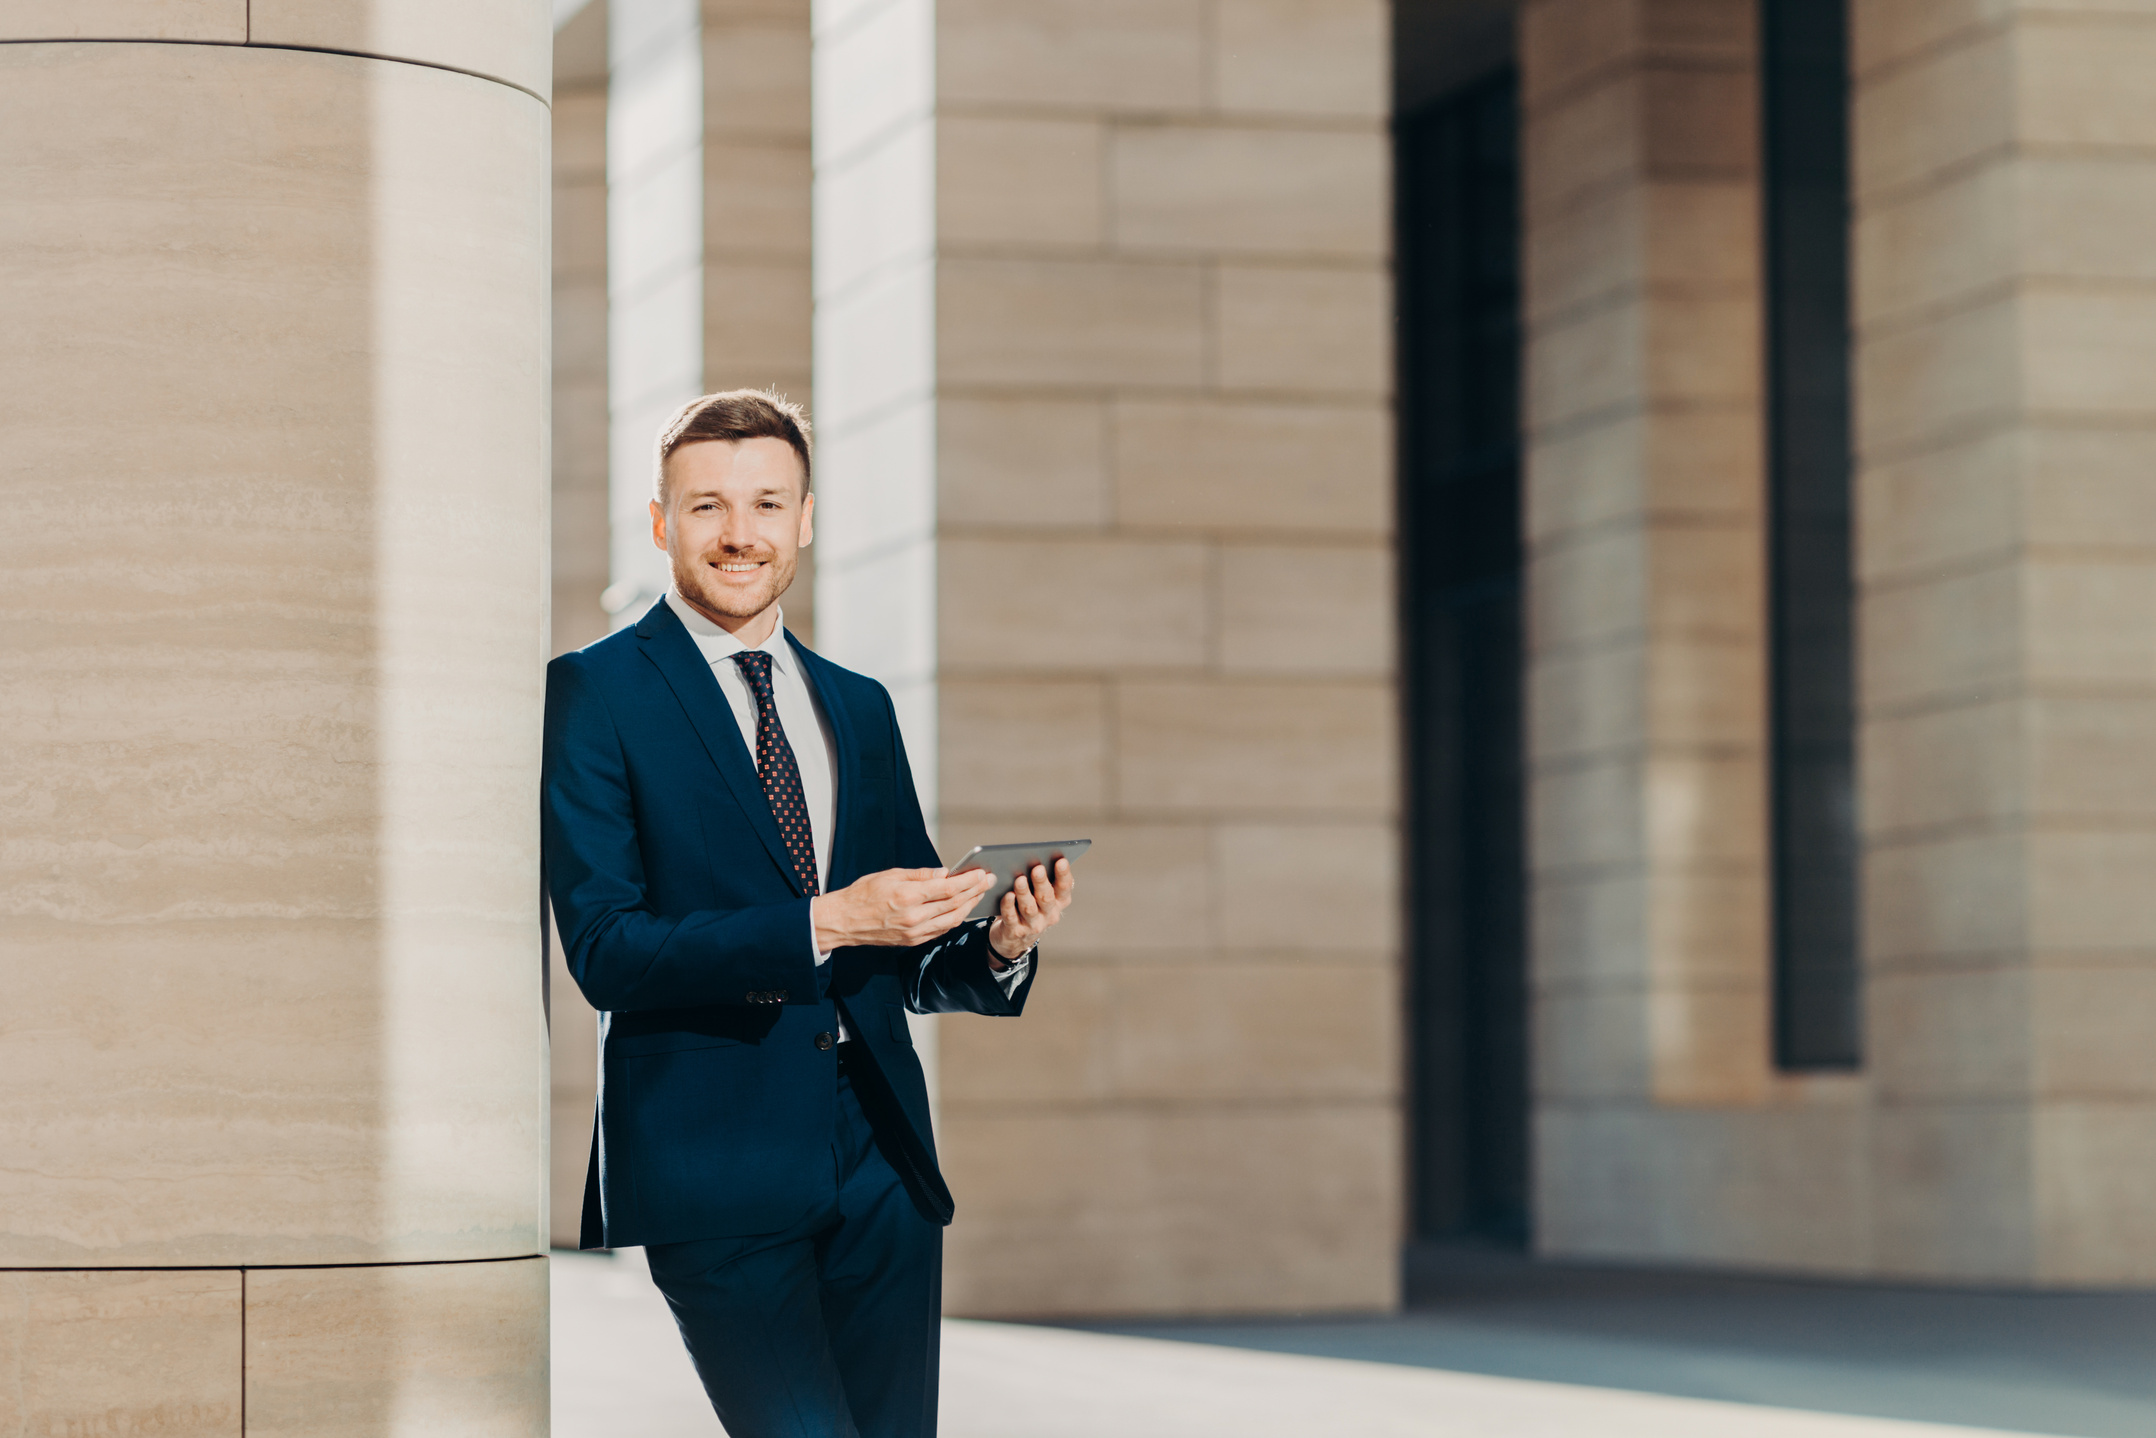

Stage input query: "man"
[{"left": 542, "top": 389, "right": 1074, "bottom": 1437}]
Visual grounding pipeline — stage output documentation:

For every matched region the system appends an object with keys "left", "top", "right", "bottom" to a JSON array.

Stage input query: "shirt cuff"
[
  {"left": 809, "top": 900, "right": 831, "bottom": 967},
  {"left": 989, "top": 948, "right": 1032, "bottom": 996}
]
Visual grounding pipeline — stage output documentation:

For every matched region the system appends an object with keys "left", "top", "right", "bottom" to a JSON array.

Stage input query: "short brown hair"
[{"left": 655, "top": 389, "right": 813, "bottom": 502}]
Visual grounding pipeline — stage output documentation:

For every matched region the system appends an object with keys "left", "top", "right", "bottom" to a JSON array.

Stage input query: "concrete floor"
[{"left": 553, "top": 1245, "right": 2152, "bottom": 1436}]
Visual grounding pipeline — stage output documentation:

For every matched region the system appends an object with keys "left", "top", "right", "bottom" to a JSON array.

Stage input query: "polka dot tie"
[{"left": 733, "top": 650, "right": 819, "bottom": 897}]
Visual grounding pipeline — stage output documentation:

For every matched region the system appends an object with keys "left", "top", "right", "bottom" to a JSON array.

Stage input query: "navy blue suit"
[{"left": 543, "top": 598, "right": 1031, "bottom": 1435}]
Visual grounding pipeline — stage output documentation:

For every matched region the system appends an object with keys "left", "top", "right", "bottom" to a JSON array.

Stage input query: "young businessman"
[{"left": 542, "top": 390, "right": 1074, "bottom": 1437}]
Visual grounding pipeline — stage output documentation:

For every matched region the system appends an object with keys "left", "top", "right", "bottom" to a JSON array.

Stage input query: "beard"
[{"left": 673, "top": 545, "right": 797, "bottom": 622}]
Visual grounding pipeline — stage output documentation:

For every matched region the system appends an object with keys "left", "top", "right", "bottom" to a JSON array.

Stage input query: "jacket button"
[{"left": 815, "top": 1032, "right": 835, "bottom": 1051}]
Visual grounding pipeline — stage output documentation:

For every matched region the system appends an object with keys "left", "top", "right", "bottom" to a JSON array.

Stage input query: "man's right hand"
[{"left": 812, "top": 867, "right": 997, "bottom": 951}]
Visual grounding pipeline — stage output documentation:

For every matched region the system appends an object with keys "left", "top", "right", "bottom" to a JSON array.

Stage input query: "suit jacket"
[{"left": 542, "top": 598, "right": 1033, "bottom": 1250}]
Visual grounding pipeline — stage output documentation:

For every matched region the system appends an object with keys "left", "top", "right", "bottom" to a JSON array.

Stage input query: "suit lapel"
[
  {"left": 636, "top": 600, "right": 804, "bottom": 896},
  {"left": 789, "top": 632, "right": 861, "bottom": 890}
]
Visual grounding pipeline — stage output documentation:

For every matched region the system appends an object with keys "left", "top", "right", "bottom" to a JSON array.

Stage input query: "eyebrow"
[{"left": 684, "top": 486, "right": 794, "bottom": 501}]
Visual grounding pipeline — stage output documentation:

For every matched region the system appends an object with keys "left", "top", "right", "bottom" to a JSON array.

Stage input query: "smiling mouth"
[{"left": 713, "top": 560, "right": 766, "bottom": 573}]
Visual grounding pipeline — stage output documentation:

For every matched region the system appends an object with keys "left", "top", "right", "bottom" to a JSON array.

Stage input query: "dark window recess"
[
  {"left": 1763, "top": 0, "right": 1861, "bottom": 1069},
  {"left": 1398, "top": 70, "right": 1530, "bottom": 1245}
]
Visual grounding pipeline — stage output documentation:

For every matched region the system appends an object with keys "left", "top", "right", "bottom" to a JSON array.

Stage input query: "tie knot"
[{"left": 733, "top": 650, "right": 775, "bottom": 691}]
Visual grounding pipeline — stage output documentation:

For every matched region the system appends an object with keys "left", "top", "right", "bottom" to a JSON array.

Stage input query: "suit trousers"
[{"left": 645, "top": 1049, "right": 943, "bottom": 1438}]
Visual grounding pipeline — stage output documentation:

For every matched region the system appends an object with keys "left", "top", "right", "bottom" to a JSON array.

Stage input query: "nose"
[{"left": 714, "top": 507, "right": 758, "bottom": 551}]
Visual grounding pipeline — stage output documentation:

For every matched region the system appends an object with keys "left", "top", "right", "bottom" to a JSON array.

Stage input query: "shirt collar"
[{"left": 665, "top": 590, "right": 792, "bottom": 673}]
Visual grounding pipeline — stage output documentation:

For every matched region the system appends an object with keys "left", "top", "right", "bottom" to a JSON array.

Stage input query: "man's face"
[{"left": 651, "top": 437, "right": 814, "bottom": 630}]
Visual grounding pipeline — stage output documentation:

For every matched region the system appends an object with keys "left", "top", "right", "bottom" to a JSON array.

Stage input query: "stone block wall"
[
  {"left": 1521, "top": 0, "right": 1874, "bottom": 1271},
  {"left": 816, "top": 0, "right": 1402, "bottom": 1316},
  {"left": 1853, "top": 0, "right": 2156, "bottom": 1284}
]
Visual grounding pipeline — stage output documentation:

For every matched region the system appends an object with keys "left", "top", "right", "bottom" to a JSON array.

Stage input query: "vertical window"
[
  {"left": 1762, "top": 0, "right": 1861, "bottom": 1068},
  {"left": 1399, "top": 71, "right": 1530, "bottom": 1242}
]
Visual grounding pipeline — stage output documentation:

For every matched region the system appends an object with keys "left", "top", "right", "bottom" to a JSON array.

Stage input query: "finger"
[
  {"left": 999, "top": 886, "right": 1021, "bottom": 928},
  {"left": 919, "top": 891, "right": 980, "bottom": 925},
  {"left": 1053, "top": 857, "right": 1076, "bottom": 903},
  {"left": 915, "top": 869, "right": 994, "bottom": 903},
  {"left": 1014, "top": 869, "right": 1045, "bottom": 925}
]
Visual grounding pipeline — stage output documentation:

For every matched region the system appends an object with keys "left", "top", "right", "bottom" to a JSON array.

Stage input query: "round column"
[{"left": 0, "top": 6, "right": 552, "bottom": 1427}]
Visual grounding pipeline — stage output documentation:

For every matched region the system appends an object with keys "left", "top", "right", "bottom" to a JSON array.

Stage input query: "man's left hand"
[{"left": 987, "top": 858, "right": 1075, "bottom": 964}]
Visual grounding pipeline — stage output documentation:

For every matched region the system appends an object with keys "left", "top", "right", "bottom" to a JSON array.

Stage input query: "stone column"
[
  {"left": 1854, "top": 0, "right": 2156, "bottom": 1283},
  {"left": 0, "top": 5, "right": 551, "bottom": 1427},
  {"left": 1522, "top": 0, "right": 1870, "bottom": 1269},
  {"left": 816, "top": 0, "right": 1400, "bottom": 1316}
]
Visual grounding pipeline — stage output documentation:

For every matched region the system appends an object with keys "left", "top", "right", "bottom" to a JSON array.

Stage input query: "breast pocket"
[{"left": 887, "top": 1005, "right": 914, "bottom": 1045}]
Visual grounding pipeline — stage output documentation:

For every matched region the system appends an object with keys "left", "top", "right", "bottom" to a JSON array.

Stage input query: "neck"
[{"left": 676, "top": 589, "right": 782, "bottom": 648}]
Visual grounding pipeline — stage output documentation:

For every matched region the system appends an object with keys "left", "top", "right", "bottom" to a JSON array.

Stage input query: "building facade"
[
  {"left": 549, "top": 0, "right": 2156, "bottom": 1312},
  {"left": 8, "top": 0, "right": 2156, "bottom": 1426}
]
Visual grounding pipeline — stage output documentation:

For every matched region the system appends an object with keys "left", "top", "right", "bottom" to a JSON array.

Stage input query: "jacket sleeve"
[
  {"left": 542, "top": 656, "right": 818, "bottom": 1013},
  {"left": 881, "top": 687, "right": 1035, "bottom": 1018}
]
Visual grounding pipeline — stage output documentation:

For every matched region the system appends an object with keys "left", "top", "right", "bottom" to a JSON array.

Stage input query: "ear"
[
  {"left": 649, "top": 498, "right": 667, "bottom": 552},
  {"left": 798, "top": 491, "right": 815, "bottom": 548}
]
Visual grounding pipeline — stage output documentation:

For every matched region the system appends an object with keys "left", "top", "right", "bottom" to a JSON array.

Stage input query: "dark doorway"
[
  {"left": 1762, "top": 0, "right": 1861, "bottom": 1070},
  {"left": 1397, "top": 68, "right": 1529, "bottom": 1245}
]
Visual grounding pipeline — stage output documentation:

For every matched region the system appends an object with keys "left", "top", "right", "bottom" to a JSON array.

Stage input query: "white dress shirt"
[{"left": 665, "top": 593, "right": 1030, "bottom": 1029}]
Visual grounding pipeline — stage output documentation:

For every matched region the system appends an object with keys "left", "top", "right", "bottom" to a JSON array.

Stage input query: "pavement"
[{"left": 551, "top": 1245, "right": 2156, "bottom": 1437}]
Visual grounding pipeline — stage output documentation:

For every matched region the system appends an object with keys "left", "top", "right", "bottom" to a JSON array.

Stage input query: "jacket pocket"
[{"left": 887, "top": 1005, "right": 914, "bottom": 1045}]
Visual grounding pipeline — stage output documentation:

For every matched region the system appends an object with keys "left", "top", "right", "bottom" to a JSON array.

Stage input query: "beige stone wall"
[
  {"left": 1853, "top": 0, "right": 2156, "bottom": 1284},
  {"left": 819, "top": 0, "right": 1401, "bottom": 1317},
  {"left": 0, "top": 12, "right": 550, "bottom": 1427},
  {"left": 1521, "top": 0, "right": 1872, "bottom": 1271},
  {"left": 703, "top": 0, "right": 815, "bottom": 640},
  {"left": 1522, "top": 0, "right": 2156, "bottom": 1287}
]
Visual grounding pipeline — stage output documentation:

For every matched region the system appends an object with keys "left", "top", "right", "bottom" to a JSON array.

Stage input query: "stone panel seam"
[
  {"left": 1527, "top": 278, "right": 1761, "bottom": 336},
  {"left": 0, "top": 1255, "right": 546, "bottom": 1273},
  {"left": 1526, "top": 507, "right": 1764, "bottom": 552},
  {"left": 1871, "top": 949, "right": 2156, "bottom": 975},
  {"left": 1535, "top": 976, "right": 1767, "bottom": 995},
  {"left": 1868, "top": 681, "right": 2156, "bottom": 724},
  {"left": 1852, "top": 18, "right": 2009, "bottom": 87},
  {"left": 1868, "top": 544, "right": 2156, "bottom": 595},
  {"left": 1864, "top": 409, "right": 2156, "bottom": 470},
  {"left": 813, "top": 0, "right": 902, "bottom": 47},
  {"left": 1530, "top": 166, "right": 1757, "bottom": 226},
  {"left": 936, "top": 380, "right": 1380, "bottom": 406},
  {"left": 1534, "top": 856, "right": 1760, "bottom": 881},
  {"left": 0, "top": 38, "right": 550, "bottom": 107},
  {"left": 1852, "top": 142, "right": 2021, "bottom": 211},
  {"left": 940, "top": 1096, "right": 1400, "bottom": 1116},
  {"left": 1528, "top": 631, "right": 1763, "bottom": 664},
  {"left": 942, "top": 101, "right": 1384, "bottom": 135},
  {"left": 1528, "top": 396, "right": 1757, "bottom": 446},
  {"left": 1856, "top": 10, "right": 2156, "bottom": 90},
  {"left": 1531, "top": 739, "right": 1766, "bottom": 770},
  {"left": 1864, "top": 816, "right": 2156, "bottom": 850},
  {"left": 1528, "top": 510, "right": 1765, "bottom": 556},
  {"left": 1860, "top": 271, "right": 2156, "bottom": 345},
  {"left": 1522, "top": 54, "right": 1757, "bottom": 122}
]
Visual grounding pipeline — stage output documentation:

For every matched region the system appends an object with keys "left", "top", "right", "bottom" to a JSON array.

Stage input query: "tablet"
[{"left": 947, "top": 839, "right": 1091, "bottom": 923}]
